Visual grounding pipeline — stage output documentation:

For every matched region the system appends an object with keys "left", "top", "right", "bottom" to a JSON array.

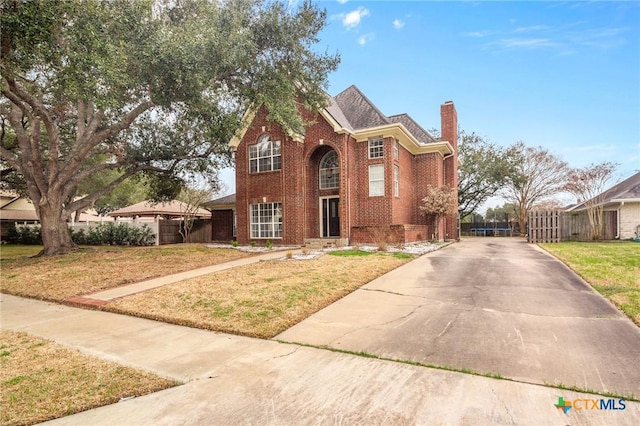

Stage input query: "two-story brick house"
[{"left": 210, "top": 85, "right": 458, "bottom": 245}]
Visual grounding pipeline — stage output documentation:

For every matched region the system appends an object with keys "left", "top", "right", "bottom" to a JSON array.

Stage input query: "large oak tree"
[{"left": 1, "top": 0, "right": 338, "bottom": 255}]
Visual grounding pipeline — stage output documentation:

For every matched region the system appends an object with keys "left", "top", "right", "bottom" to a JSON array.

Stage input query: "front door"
[{"left": 321, "top": 197, "right": 340, "bottom": 237}]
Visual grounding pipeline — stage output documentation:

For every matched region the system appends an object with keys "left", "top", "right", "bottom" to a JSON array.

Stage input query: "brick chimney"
[{"left": 441, "top": 101, "right": 459, "bottom": 239}]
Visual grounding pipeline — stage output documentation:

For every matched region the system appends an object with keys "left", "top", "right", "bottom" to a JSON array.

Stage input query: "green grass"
[
  {"left": 0, "top": 244, "right": 43, "bottom": 260},
  {"left": 328, "top": 250, "right": 375, "bottom": 257},
  {"left": 539, "top": 241, "right": 640, "bottom": 325}
]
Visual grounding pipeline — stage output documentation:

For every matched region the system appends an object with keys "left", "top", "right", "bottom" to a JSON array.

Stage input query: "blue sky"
[{"left": 221, "top": 1, "right": 640, "bottom": 207}]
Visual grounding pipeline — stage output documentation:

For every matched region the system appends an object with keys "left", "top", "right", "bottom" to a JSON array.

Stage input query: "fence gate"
[{"left": 528, "top": 210, "right": 561, "bottom": 243}]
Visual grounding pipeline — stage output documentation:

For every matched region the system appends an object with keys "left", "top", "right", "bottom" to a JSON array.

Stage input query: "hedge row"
[{"left": 5, "top": 223, "right": 155, "bottom": 246}]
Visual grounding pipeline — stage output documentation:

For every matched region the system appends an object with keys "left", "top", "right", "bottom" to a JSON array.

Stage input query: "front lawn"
[
  {"left": 0, "top": 331, "right": 177, "bottom": 426},
  {"left": 0, "top": 244, "right": 254, "bottom": 301},
  {"left": 539, "top": 241, "right": 640, "bottom": 325},
  {"left": 107, "top": 252, "right": 412, "bottom": 338}
]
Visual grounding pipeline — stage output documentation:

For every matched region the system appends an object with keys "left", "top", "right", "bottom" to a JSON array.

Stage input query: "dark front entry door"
[{"left": 322, "top": 197, "right": 340, "bottom": 237}]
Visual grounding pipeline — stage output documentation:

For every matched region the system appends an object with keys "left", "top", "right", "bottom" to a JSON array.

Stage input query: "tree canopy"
[
  {"left": 1, "top": 0, "right": 339, "bottom": 255},
  {"left": 501, "top": 142, "right": 568, "bottom": 234},
  {"left": 457, "top": 130, "right": 516, "bottom": 218}
]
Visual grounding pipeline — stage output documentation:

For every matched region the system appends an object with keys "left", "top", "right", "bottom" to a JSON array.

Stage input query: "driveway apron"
[{"left": 276, "top": 238, "right": 640, "bottom": 397}]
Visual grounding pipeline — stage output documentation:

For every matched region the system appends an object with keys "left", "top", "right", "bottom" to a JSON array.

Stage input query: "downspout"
[{"left": 616, "top": 201, "right": 624, "bottom": 239}]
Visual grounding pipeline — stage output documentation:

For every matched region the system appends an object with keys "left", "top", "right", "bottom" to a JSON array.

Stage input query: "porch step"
[{"left": 304, "top": 238, "right": 344, "bottom": 249}]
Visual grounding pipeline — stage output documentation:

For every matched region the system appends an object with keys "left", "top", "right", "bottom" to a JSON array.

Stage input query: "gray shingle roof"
[
  {"left": 569, "top": 171, "right": 640, "bottom": 211},
  {"left": 331, "top": 85, "right": 437, "bottom": 144},
  {"left": 388, "top": 114, "right": 436, "bottom": 144},
  {"left": 333, "top": 85, "right": 390, "bottom": 130},
  {"left": 603, "top": 171, "right": 640, "bottom": 201},
  {"left": 203, "top": 193, "right": 236, "bottom": 207}
]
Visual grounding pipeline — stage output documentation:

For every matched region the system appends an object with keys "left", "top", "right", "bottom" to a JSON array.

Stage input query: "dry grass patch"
[
  {"left": 0, "top": 244, "right": 253, "bottom": 301},
  {"left": 0, "top": 330, "right": 177, "bottom": 426},
  {"left": 107, "top": 252, "right": 412, "bottom": 338}
]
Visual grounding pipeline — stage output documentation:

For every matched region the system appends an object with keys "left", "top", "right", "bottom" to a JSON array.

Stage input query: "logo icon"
[{"left": 555, "top": 397, "right": 572, "bottom": 414}]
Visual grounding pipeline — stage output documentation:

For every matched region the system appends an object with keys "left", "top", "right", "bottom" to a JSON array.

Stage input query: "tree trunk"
[
  {"left": 37, "top": 198, "right": 78, "bottom": 256},
  {"left": 434, "top": 215, "right": 442, "bottom": 242},
  {"left": 517, "top": 204, "right": 527, "bottom": 237}
]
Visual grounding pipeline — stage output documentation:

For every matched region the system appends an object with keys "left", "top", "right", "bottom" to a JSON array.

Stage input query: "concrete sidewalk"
[
  {"left": 67, "top": 249, "right": 297, "bottom": 306},
  {"left": 2, "top": 293, "right": 638, "bottom": 425}
]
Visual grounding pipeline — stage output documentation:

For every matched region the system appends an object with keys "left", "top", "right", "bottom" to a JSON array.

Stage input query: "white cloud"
[
  {"left": 513, "top": 25, "right": 548, "bottom": 33},
  {"left": 337, "top": 0, "right": 348, "bottom": 4},
  {"left": 465, "top": 30, "right": 492, "bottom": 38},
  {"left": 489, "top": 38, "right": 557, "bottom": 49},
  {"left": 343, "top": 7, "right": 369, "bottom": 30},
  {"left": 393, "top": 19, "right": 405, "bottom": 30},
  {"left": 357, "top": 33, "right": 375, "bottom": 46}
]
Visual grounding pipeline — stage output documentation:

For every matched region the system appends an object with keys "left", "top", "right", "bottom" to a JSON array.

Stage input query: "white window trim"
[
  {"left": 369, "top": 164, "right": 384, "bottom": 197},
  {"left": 394, "top": 139, "right": 399, "bottom": 160},
  {"left": 249, "top": 135, "right": 281, "bottom": 173},
  {"left": 368, "top": 136, "right": 384, "bottom": 159},
  {"left": 250, "top": 202, "right": 283, "bottom": 239}
]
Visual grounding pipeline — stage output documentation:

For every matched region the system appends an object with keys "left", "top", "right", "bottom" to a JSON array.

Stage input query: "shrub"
[
  {"left": 70, "top": 223, "right": 155, "bottom": 246},
  {"left": 265, "top": 239, "right": 272, "bottom": 249},
  {"left": 231, "top": 240, "right": 238, "bottom": 247},
  {"left": 5, "top": 224, "right": 43, "bottom": 245}
]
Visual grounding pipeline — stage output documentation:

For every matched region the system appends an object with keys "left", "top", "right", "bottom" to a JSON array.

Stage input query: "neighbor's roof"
[
  {"left": 109, "top": 200, "right": 211, "bottom": 218},
  {"left": 0, "top": 209, "right": 38, "bottom": 221},
  {"left": 568, "top": 171, "right": 640, "bottom": 211},
  {"left": 202, "top": 193, "right": 236, "bottom": 210}
]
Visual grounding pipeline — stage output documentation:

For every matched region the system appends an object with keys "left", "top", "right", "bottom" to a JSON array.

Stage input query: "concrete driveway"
[{"left": 277, "top": 238, "right": 640, "bottom": 397}]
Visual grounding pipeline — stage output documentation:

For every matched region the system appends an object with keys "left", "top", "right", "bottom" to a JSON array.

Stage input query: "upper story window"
[
  {"left": 368, "top": 136, "right": 384, "bottom": 159},
  {"left": 319, "top": 150, "right": 339, "bottom": 189},
  {"left": 369, "top": 164, "right": 384, "bottom": 196},
  {"left": 394, "top": 164, "right": 399, "bottom": 197},
  {"left": 394, "top": 139, "right": 399, "bottom": 160},
  {"left": 249, "top": 134, "right": 281, "bottom": 173}
]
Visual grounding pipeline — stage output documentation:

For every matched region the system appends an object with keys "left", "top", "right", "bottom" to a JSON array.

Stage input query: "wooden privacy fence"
[
  {"left": 528, "top": 210, "right": 617, "bottom": 243},
  {"left": 158, "top": 219, "right": 212, "bottom": 244},
  {"left": 528, "top": 210, "right": 562, "bottom": 243}
]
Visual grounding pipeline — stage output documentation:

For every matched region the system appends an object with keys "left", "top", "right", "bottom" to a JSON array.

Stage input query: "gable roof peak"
[{"left": 333, "top": 85, "right": 390, "bottom": 130}]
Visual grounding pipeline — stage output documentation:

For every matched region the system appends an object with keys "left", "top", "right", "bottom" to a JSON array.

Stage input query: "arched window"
[{"left": 319, "top": 150, "right": 339, "bottom": 189}]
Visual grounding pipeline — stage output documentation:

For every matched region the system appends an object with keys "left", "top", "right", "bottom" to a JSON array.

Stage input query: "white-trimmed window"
[
  {"left": 368, "top": 136, "right": 384, "bottom": 159},
  {"left": 249, "top": 134, "right": 281, "bottom": 173},
  {"left": 319, "top": 151, "right": 339, "bottom": 189},
  {"left": 250, "top": 203, "right": 282, "bottom": 238},
  {"left": 369, "top": 164, "right": 384, "bottom": 196},
  {"left": 394, "top": 164, "right": 399, "bottom": 197},
  {"left": 394, "top": 139, "right": 399, "bottom": 160}
]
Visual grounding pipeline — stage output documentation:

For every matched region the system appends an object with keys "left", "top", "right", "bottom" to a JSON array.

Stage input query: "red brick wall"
[
  {"left": 234, "top": 101, "right": 459, "bottom": 244},
  {"left": 391, "top": 141, "right": 416, "bottom": 224}
]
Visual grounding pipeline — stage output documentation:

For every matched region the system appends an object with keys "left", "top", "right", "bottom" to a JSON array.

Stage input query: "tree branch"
[{"left": 67, "top": 167, "right": 144, "bottom": 213}]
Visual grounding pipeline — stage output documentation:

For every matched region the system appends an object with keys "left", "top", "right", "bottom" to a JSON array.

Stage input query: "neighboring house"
[
  {"left": 109, "top": 200, "right": 211, "bottom": 220},
  {"left": 226, "top": 85, "right": 458, "bottom": 245},
  {"left": 566, "top": 171, "right": 640, "bottom": 240},
  {"left": 0, "top": 190, "right": 109, "bottom": 240}
]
